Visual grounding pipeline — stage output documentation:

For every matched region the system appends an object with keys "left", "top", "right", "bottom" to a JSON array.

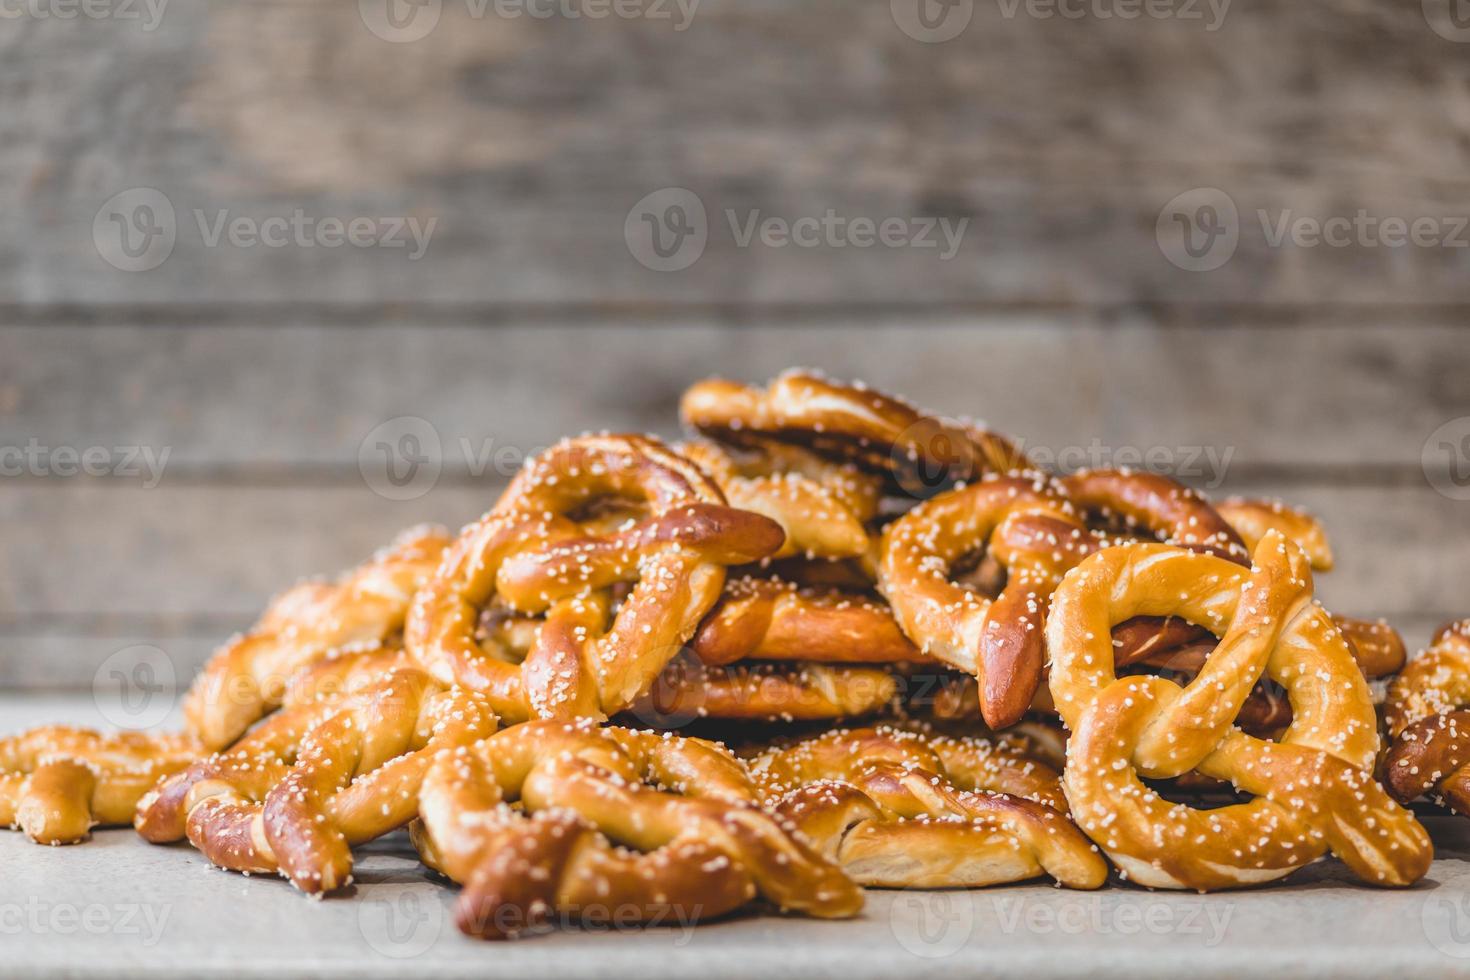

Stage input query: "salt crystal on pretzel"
[{"left": 1383, "top": 619, "right": 1470, "bottom": 814}]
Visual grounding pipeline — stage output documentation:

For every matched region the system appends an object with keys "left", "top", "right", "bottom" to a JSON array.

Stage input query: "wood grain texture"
[{"left": 5, "top": 0, "right": 1470, "bottom": 307}]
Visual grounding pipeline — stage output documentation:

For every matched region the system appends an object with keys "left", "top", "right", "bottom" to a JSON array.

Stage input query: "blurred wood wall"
[{"left": 1, "top": 0, "right": 1468, "bottom": 686}]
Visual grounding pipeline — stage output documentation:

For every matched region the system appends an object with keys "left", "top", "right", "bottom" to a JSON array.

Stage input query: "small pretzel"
[
  {"left": 691, "top": 576, "right": 926, "bottom": 666},
  {"left": 1383, "top": 620, "right": 1470, "bottom": 813},
  {"left": 185, "top": 525, "right": 451, "bottom": 750},
  {"left": 411, "top": 719, "right": 863, "bottom": 939},
  {"left": 745, "top": 726, "right": 1106, "bottom": 889},
  {"left": 138, "top": 668, "right": 495, "bottom": 892},
  {"left": 1217, "top": 497, "right": 1334, "bottom": 571},
  {"left": 680, "top": 440, "right": 881, "bottom": 561},
  {"left": 878, "top": 473, "right": 1087, "bottom": 729},
  {"left": 682, "top": 370, "right": 1025, "bottom": 492},
  {"left": 1047, "top": 532, "right": 1431, "bottom": 890},
  {"left": 1, "top": 728, "right": 198, "bottom": 844},
  {"left": 634, "top": 658, "right": 899, "bottom": 723},
  {"left": 407, "top": 435, "right": 784, "bottom": 722}
]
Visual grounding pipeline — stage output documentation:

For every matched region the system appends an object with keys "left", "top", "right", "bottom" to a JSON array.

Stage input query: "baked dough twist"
[
  {"left": 746, "top": 725, "right": 1106, "bottom": 889},
  {"left": 1, "top": 728, "right": 198, "bottom": 844},
  {"left": 633, "top": 659, "right": 899, "bottom": 723},
  {"left": 681, "top": 370, "right": 1025, "bottom": 493},
  {"left": 411, "top": 719, "right": 863, "bottom": 939},
  {"left": 1384, "top": 620, "right": 1470, "bottom": 813},
  {"left": 184, "top": 525, "right": 451, "bottom": 750},
  {"left": 1046, "top": 532, "right": 1431, "bottom": 890},
  {"left": 407, "top": 435, "right": 784, "bottom": 722},
  {"left": 137, "top": 668, "right": 495, "bottom": 892}
]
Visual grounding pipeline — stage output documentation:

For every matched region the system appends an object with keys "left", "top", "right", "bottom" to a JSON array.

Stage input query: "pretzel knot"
[
  {"left": 1384, "top": 620, "right": 1470, "bottom": 814},
  {"left": 184, "top": 524, "right": 451, "bottom": 750},
  {"left": 1047, "top": 531, "right": 1431, "bottom": 891},
  {"left": 1, "top": 728, "right": 198, "bottom": 844},
  {"left": 681, "top": 370, "right": 1025, "bottom": 494},
  {"left": 679, "top": 441, "right": 881, "bottom": 562},
  {"left": 407, "top": 435, "right": 784, "bottom": 722},
  {"left": 412, "top": 720, "right": 863, "bottom": 939},
  {"left": 747, "top": 725, "right": 1106, "bottom": 889},
  {"left": 137, "top": 668, "right": 496, "bottom": 893}
]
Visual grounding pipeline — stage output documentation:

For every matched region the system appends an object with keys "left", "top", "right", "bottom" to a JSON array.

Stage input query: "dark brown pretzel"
[
  {"left": 633, "top": 658, "right": 899, "bottom": 723},
  {"left": 682, "top": 370, "right": 1026, "bottom": 492},
  {"left": 1384, "top": 620, "right": 1470, "bottom": 813},
  {"left": 406, "top": 435, "right": 784, "bottom": 722},
  {"left": 412, "top": 720, "right": 863, "bottom": 939}
]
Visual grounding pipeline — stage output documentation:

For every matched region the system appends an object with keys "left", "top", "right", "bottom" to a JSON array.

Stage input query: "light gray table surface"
[{"left": 5, "top": 694, "right": 1470, "bottom": 980}]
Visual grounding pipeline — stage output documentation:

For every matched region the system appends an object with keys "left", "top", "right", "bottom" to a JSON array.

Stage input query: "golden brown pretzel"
[
  {"left": 1383, "top": 620, "right": 1470, "bottom": 813},
  {"left": 1, "top": 728, "right": 198, "bottom": 844},
  {"left": 138, "top": 668, "right": 495, "bottom": 892},
  {"left": 184, "top": 525, "right": 451, "bottom": 750},
  {"left": 878, "top": 474, "right": 1089, "bottom": 729},
  {"left": 745, "top": 725, "right": 1106, "bottom": 889},
  {"left": 1059, "top": 469, "right": 1250, "bottom": 562},
  {"left": 1217, "top": 497, "right": 1334, "bottom": 571},
  {"left": 690, "top": 576, "right": 926, "bottom": 666},
  {"left": 406, "top": 435, "right": 784, "bottom": 722},
  {"left": 1047, "top": 532, "right": 1431, "bottom": 890},
  {"left": 411, "top": 719, "right": 863, "bottom": 939},
  {"left": 680, "top": 440, "right": 881, "bottom": 561},
  {"left": 682, "top": 370, "right": 1026, "bottom": 493},
  {"left": 633, "top": 658, "right": 899, "bottom": 723}
]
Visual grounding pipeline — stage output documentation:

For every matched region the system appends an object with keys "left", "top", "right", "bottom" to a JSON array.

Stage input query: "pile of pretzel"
[{"left": 4, "top": 369, "right": 1461, "bottom": 940}]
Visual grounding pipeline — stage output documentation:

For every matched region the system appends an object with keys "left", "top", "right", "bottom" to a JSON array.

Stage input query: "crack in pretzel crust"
[
  {"left": 1384, "top": 620, "right": 1470, "bottom": 813},
  {"left": 1047, "top": 532, "right": 1431, "bottom": 891},
  {"left": 137, "top": 667, "right": 496, "bottom": 893},
  {"left": 1, "top": 729, "right": 199, "bottom": 844},
  {"left": 184, "top": 525, "right": 451, "bottom": 751},
  {"left": 681, "top": 370, "right": 1026, "bottom": 493},
  {"left": 406, "top": 435, "right": 784, "bottom": 723},
  {"left": 744, "top": 725, "right": 1106, "bottom": 889},
  {"left": 411, "top": 719, "right": 863, "bottom": 939}
]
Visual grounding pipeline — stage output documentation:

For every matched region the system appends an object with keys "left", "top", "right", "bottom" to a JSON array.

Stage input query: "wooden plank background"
[{"left": 2, "top": 1, "right": 1468, "bottom": 689}]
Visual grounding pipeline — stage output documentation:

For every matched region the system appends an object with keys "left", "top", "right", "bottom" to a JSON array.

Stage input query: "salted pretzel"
[
  {"left": 691, "top": 576, "right": 925, "bottom": 666},
  {"left": 138, "top": 668, "right": 496, "bottom": 892},
  {"left": 1, "top": 728, "right": 198, "bottom": 844},
  {"left": 407, "top": 435, "right": 783, "bottom": 723},
  {"left": 1383, "top": 620, "right": 1470, "bottom": 814},
  {"left": 1216, "top": 497, "right": 1334, "bottom": 571},
  {"left": 412, "top": 719, "right": 863, "bottom": 939},
  {"left": 682, "top": 370, "right": 1026, "bottom": 493},
  {"left": 1058, "top": 469, "right": 1251, "bottom": 562},
  {"left": 632, "top": 658, "right": 899, "bottom": 723},
  {"left": 1047, "top": 531, "right": 1431, "bottom": 890},
  {"left": 185, "top": 524, "right": 451, "bottom": 750},
  {"left": 745, "top": 725, "right": 1106, "bottom": 889},
  {"left": 680, "top": 440, "right": 881, "bottom": 561}
]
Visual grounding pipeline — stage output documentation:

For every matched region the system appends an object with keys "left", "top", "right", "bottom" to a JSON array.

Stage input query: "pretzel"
[
  {"left": 681, "top": 370, "right": 1026, "bottom": 493},
  {"left": 1217, "top": 497, "right": 1334, "bottom": 571},
  {"left": 407, "top": 435, "right": 784, "bottom": 723},
  {"left": 878, "top": 473, "right": 1088, "bottom": 729},
  {"left": 1, "top": 728, "right": 198, "bottom": 844},
  {"left": 1059, "top": 469, "right": 1250, "bottom": 562},
  {"left": 633, "top": 658, "right": 899, "bottom": 723},
  {"left": 690, "top": 576, "right": 926, "bottom": 666},
  {"left": 680, "top": 440, "right": 881, "bottom": 561},
  {"left": 1383, "top": 620, "right": 1470, "bottom": 813},
  {"left": 1047, "top": 531, "right": 1431, "bottom": 890},
  {"left": 745, "top": 726, "right": 1106, "bottom": 889},
  {"left": 138, "top": 668, "right": 496, "bottom": 892},
  {"left": 185, "top": 524, "right": 451, "bottom": 750},
  {"left": 411, "top": 719, "right": 863, "bottom": 939}
]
